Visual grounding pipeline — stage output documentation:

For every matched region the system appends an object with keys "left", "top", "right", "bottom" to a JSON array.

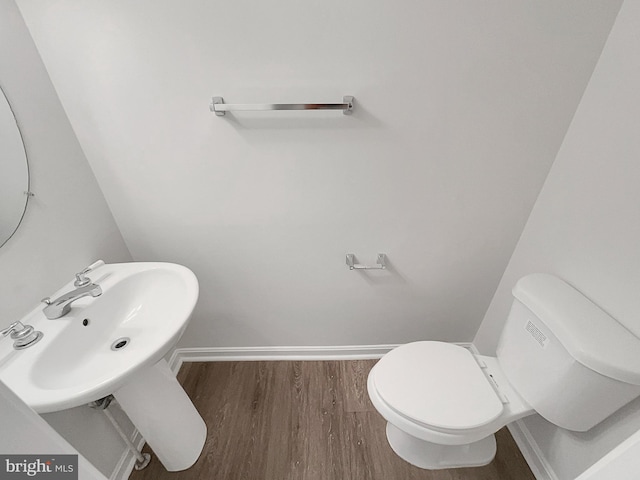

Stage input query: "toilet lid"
[{"left": 373, "top": 341, "right": 504, "bottom": 430}]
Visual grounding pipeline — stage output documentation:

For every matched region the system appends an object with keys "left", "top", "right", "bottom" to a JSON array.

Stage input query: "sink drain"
[{"left": 111, "top": 337, "right": 130, "bottom": 351}]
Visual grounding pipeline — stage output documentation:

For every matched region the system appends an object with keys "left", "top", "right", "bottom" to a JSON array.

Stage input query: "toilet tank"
[{"left": 496, "top": 274, "right": 640, "bottom": 432}]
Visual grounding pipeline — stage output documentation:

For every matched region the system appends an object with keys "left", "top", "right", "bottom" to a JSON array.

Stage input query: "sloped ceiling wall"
[{"left": 475, "top": 1, "right": 640, "bottom": 477}]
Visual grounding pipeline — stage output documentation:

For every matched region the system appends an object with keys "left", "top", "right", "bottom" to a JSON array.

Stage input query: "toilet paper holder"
[{"left": 346, "top": 253, "right": 386, "bottom": 270}]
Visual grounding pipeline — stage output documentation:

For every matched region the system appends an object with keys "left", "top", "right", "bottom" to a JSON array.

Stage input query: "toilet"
[{"left": 367, "top": 273, "right": 640, "bottom": 469}]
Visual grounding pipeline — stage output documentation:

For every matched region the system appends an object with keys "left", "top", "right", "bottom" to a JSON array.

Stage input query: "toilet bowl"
[
  {"left": 367, "top": 274, "right": 640, "bottom": 470},
  {"left": 367, "top": 341, "right": 533, "bottom": 469}
]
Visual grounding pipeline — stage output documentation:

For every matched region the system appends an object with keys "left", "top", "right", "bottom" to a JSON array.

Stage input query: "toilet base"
[{"left": 385, "top": 422, "right": 496, "bottom": 469}]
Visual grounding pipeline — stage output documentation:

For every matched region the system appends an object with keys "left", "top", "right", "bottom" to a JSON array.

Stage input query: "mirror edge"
[{"left": 0, "top": 83, "right": 31, "bottom": 250}]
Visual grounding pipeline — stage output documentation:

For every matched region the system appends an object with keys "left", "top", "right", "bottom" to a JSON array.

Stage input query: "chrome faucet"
[{"left": 42, "top": 261, "right": 104, "bottom": 320}]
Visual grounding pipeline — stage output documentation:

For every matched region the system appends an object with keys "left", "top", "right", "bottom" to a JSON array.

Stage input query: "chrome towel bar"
[{"left": 210, "top": 96, "right": 354, "bottom": 116}]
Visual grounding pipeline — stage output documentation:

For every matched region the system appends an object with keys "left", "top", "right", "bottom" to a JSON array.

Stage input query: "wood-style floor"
[{"left": 130, "top": 360, "right": 535, "bottom": 480}]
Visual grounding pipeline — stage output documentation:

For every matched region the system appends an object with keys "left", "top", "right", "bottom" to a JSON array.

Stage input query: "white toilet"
[{"left": 367, "top": 273, "right": 640, "bottom": 469}]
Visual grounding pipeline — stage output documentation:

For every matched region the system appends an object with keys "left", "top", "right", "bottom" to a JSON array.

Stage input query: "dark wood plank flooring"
[{"left": 130, "top": 360, "right": 535, "bottom": 480}]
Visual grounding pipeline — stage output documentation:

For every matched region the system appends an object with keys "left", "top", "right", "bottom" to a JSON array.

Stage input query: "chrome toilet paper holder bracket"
[{"left": 346, "top": 253, "right": 386, "bottom": 270}]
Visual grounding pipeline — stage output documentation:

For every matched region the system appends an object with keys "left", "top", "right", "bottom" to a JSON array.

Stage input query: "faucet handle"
[
  {"left": 74, "top": 260, "right": 105, "bottom": 287},
  {"left": 1, "top": 321, "right": 24, "bottom": 337},
  {"left": 1, "top": 321, "right": 43, "bottom": 350},
  {"left": 41, "top": 297, "right": 52, "bottom": 305}
]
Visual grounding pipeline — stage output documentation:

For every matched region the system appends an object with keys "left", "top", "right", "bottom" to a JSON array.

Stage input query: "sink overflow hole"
[
  {"left": 82, "top": 319, "right": 89, "bottom": 326},
  {"left": 111, "top": 337, "right": 130, "bottom": 351}
]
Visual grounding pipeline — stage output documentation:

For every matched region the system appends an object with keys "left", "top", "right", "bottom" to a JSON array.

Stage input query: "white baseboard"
[
  {"left": 508, "top": 419, "right": 559, "bottom": 480},
  {"left": 167, "top": 343, "right": 476, "bottom": 374},
  {"left": 167, "top": 343, "right": 405, "bottom": 374},
  {"left": 467, "top": 343, "right": 481, "bottom": 355}
]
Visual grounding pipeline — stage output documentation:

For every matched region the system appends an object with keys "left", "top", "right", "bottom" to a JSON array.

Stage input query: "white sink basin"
[{"left": 0, "top": 262, "right": 198, "bottom": 413}]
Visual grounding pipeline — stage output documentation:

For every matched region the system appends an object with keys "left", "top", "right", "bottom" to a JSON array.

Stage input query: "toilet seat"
[{"left": 372, "top": 342, "right": 504, "bottom": 431}]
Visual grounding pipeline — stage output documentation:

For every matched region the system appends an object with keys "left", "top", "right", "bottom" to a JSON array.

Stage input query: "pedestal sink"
[{"left": 0, "top": 262, "right": 206, "bottom": 471}]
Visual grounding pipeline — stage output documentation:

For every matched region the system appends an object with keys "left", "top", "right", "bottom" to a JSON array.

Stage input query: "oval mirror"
[{"left": 0, "top": 85, "right": 29, "bottom": 248}]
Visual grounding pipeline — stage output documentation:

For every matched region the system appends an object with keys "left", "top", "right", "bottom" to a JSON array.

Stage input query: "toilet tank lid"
[{"left": 513, "top": 274, "right": 640, "bottom": 385}]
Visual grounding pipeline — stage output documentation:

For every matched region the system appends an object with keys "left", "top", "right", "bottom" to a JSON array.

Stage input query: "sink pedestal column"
[{"left": 113, "top": 359, "right": 207, "bottom": 471}]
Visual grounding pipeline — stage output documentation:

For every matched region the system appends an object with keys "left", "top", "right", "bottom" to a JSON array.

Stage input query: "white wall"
[
  {"left": 475, "top": 1, "right": 640, "bottom": 478},
  {"left": 576, "top": 429, "right": 640, "bottom": 480},
  {"left": 0, "top": 0, "right": 134, "bottom": 477},
  {"left": 16, "top": 0, "right": 621, "bottom": 349}
]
